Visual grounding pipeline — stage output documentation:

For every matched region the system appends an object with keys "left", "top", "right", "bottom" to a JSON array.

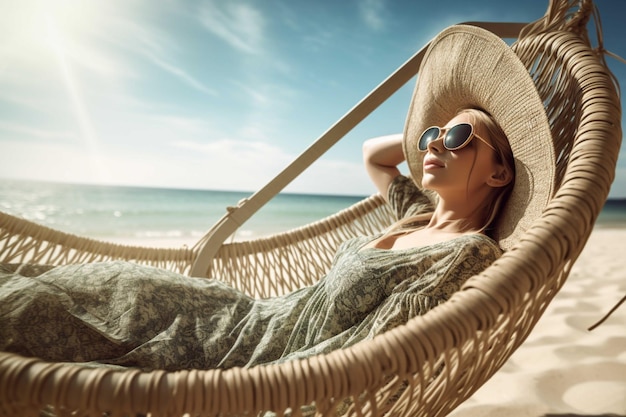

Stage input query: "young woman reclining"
[{"left": 0, "top": 25, "right": 554, "bottom": 371}]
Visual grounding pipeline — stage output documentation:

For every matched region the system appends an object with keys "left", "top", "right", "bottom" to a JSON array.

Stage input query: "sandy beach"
[{"left": 449, "top": 227, "right": 626, "bottom": 417}]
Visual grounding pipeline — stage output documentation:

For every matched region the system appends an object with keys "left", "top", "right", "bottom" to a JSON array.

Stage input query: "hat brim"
[{"left": 402, "top": 25, "right": 555, "bottom": 250}]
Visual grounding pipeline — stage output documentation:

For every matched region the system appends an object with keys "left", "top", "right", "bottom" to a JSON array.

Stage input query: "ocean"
[
  {"left": 0, "top": 179, "right": 367, "bottom": 247},
  {"left": 1, "top": 179, "right": 625, "bottom": 247}
]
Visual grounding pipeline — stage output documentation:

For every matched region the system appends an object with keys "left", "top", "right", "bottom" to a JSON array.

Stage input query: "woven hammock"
[{"left": 0, "top": 0, "right": 622, "bottom": 416}]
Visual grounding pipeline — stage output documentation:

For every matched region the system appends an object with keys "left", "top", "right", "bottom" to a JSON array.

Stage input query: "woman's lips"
[{"left": 423, "top": 156, "right": 444, "bottom": 170}]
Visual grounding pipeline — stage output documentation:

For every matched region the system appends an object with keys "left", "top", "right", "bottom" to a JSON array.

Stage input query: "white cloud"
[
  {"left": 197, "top": 1, "right": 265, "bottom": 54},
  {"left": 0, "top": 102, "right": 375, "bottom": 194},
  {"left": 232, "top": 81, "right": 271, "bottom": 106},
  {"left": 145, "top": 52, "right": 217, "bottom": 96},
  {"left": 0, "top": 140, "right": 112, "bottom": 185},
  {"left": 222, "top": 79, "right": 301, "bottom": 143},
  {"left": 0, "top": 122, "right": 77, "bottom": 142},
  {"left": 171, "top": 138, "right": 374, "bottom": 195},
  {"left": 105, "top": 14, "right": 174, "bottom": 57},
  {"left": 148, "top": 115, "right": 214, "bottom": 135},
  {"left": 81, "top": 10, "right": 219, "bottom": 97},
  {"left": 288, "top": 158, "right": 375, "bottom": 196},
  {"left": 358, "top": 0, "right": 387, "bottom": 31},
  {"left": 52, "top": 29, "right": 134, "bottom": 80},
  {"left": 173, "top": 138, "right": 291, "bottom": 170}
]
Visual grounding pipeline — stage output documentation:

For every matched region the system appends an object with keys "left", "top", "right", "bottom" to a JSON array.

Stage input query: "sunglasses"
[{"left": 418, "top": 122, "right": 496, "bottom": 152}]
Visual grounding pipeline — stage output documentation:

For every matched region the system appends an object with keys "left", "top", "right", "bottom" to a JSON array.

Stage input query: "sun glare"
[
  {"left": 42, "top": 0, "right": 103, "bottom": 34},
  {"left": 40, "top": 1, "right": 112, "bottom": 183}
]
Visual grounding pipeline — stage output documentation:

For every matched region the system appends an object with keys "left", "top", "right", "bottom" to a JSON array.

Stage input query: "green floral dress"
[{"left": 0, "top": 176, "right": 502, "bottom": 370}]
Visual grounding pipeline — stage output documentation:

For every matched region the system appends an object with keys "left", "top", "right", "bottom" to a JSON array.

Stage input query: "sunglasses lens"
[
  {"left": 418, "top": 127, "right": 440, "bottom": 151},
  {"left": 444, "top": 123, "right": 473, "bottom": 150}
]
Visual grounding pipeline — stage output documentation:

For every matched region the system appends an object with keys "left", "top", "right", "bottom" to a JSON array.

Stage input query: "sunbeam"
[{"left": 45, "top": 13, "right": 111, "bottom": 183}]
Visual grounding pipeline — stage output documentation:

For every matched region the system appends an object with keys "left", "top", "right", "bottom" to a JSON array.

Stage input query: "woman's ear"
[{"left": 487, "top": 164, "right": 513, "bottom": 188}]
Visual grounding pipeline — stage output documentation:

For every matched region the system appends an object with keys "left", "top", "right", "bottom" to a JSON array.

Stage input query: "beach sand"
[{"left": 448, "top": 227, "right": 626, "bottom": 417}]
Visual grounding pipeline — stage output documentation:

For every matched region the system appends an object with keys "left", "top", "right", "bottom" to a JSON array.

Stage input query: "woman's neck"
[{"left": 427, "top": 203, "right": 485, "bottom": 234}]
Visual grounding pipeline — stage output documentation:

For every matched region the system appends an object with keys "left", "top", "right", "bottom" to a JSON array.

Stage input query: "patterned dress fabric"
[{"left": 0, "top": 176, "right": 502, "bottom": 370}]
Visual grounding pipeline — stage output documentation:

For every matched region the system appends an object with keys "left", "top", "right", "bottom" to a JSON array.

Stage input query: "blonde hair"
[{"left": 387, "top": 107, "right": 515, "bottom": 238}]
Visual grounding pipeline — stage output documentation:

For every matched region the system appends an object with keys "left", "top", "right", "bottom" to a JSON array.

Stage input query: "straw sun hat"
[{"left": 402, "top": 25, "right": 555, "bottom": 250}]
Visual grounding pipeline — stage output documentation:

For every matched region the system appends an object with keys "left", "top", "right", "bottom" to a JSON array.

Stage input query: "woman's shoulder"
[
  {"left": 387, "top": 175, "right": 435, "bottom": 220},
  {"left": 407, "top": 233, "right": 502, "bottom": 263},
  {"left": 438, "top": 233, "right": 503, "bottom": 265}
]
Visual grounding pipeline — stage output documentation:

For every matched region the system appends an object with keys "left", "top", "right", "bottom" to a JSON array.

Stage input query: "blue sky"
[{"left": 1, "top": 0, "right": 625, "bottom": 197}]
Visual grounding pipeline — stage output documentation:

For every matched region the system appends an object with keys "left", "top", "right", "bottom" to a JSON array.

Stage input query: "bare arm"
[{"left": 362, "top": 133, "right": 405, "bottom": 201}]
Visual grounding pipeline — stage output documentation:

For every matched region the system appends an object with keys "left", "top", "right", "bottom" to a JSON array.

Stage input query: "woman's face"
[{"left": 421, "top": 112, "right": 508, "bottom": 199}]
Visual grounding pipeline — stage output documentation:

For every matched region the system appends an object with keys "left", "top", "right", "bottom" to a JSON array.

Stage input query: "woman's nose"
[{"left": 426, "top": 135, "right": 445, "bottom": 153}]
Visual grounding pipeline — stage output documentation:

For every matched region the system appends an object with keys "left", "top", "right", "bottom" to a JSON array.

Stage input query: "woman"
[
  {"left": 363, "top": 108, "right": 514, "bottom": 251},
  {"left": 0, "top": 25, "right": 555, "bottom": 371},
  {"left": 0, "top": 109, "right": 515, "bottom": 371}
]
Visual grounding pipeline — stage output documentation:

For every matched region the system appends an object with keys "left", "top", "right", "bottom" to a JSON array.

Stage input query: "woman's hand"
[{"left": 362, "top": 133, "right": 405, "bottom": 201}]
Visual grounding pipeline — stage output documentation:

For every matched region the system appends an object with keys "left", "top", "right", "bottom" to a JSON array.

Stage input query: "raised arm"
[{"left": 362, "top": 133, "right": 405, "bottom": 201}]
